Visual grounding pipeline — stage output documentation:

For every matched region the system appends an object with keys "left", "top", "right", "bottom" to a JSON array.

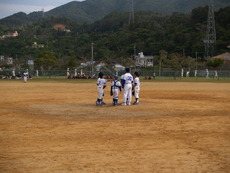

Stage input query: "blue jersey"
[
  {"left": 23, "top": 72, "right": 28, "bottom": 77},
  {"left": 120, "top": 74, "right": 125, "bottom": 88}
]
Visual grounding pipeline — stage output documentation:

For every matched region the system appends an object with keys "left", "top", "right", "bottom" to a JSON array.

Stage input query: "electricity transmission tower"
[
  {"left": 204, "top": 0, "right": 216, "bottom": 59},
  {"left": 129, "top": 0, "right": 134, "bottom": 25},
  {"left": 42, "top": 7, "right": 45, "bottom": 18}
]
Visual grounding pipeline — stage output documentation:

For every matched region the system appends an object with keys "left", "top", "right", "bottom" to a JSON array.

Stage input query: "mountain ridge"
[
  {"left": 46, "top": 0, "right": 230, "bottom": 23},
  {"left": 0, "top": 0, "right": 230, "bottom": 25}
]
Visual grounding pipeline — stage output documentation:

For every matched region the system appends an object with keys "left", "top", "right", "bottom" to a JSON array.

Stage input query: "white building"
[
  {"left": 6, "top": 57, "right": 13, "bottom": 65},
  {"left": 134, "top": 52, "right": 154, "bottom": 67},
  {"left": 0, "top": 31, "right": 19, "bottom": 39},
  {"left": 0, "top": 55, "right": 5, "bottom": 61},
  {"left": 32, "top": 42, "right": 45, "bottom": 48}
]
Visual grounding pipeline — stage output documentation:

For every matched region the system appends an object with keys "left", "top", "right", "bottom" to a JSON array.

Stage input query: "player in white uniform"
[
  {"left": 133, "top": 72, "right": 140, "bottom": 105},
  {"left": 23, "top": 70, "right": 29, "bottom": 83},
  {"left": 96, "top": 72, "right": 107, "bottom": 106},
  {"left": 110, "top": 75, "right": 122, "bottom": 105},
  {"left": 122, "top": 68, "right": 133, "bottom": 106}
]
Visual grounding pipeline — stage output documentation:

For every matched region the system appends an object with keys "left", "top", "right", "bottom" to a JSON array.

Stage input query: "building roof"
[
  {"left": 53, "top": 24, "right": 66, "bottom": 30},
  {"left": 210, "top": 52, "right": 230, "bottom": 61}
]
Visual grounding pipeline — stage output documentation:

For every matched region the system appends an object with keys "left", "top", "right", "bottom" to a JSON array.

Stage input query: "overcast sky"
[{"left": 0, "top": 0, "right": 84, "bottom": 19}]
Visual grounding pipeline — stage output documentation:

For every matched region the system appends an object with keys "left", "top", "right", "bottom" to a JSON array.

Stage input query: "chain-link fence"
[{"left": 0, "top": 69, "right": 230, "bottom": 80}]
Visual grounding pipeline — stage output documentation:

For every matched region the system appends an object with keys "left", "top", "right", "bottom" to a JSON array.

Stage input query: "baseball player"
[
  {"left": 133, "top": 72, "right": 140, "bottom": 105},
  {"left": 121, "top": 68, "right": 133, "bottom": 106},
  {"left": 23, "top": 70, "right": 29, "bottom": 83},
  {"left": 110, "top": 75, "right": 122, "bottom": 106},
  {"left": 96, "top": 72, "right": 107, "bottom": 106}
]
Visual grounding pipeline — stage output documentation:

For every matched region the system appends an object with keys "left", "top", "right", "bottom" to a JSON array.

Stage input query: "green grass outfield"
[{"left": 1, "top": 76, "right": 230, "bottom": 83}]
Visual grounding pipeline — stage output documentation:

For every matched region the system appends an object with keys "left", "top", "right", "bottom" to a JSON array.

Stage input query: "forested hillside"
[
  {"left": 1, "top": 0, "right": 230, "bottom": 25},
  {"left": 39, "top": 0, "right": 230, "bottom": 23},
  {"left": 0, "top": 6, "right": 229, "bottom": 70}
]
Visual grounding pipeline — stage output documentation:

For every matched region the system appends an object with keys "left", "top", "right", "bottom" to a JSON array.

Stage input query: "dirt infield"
[{"left": 0, "top": 80, "right": 230, "bottom": 173}]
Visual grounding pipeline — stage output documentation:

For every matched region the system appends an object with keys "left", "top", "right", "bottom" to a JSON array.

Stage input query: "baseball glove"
[
  {"left": 132, "top": 91, "right": 135, "bottom": 96},
  {"left": 110, "top": 87, "right": 113, "bottom": 96}
]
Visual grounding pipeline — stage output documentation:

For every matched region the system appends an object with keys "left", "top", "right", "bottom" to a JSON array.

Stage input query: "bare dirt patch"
[{"left": 0, "top": 80, "right": 230, "bottom": 173}]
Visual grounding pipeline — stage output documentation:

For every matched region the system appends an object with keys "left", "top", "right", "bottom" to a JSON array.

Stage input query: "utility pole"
[
  {"left": 183, "top": 48, "right": 185, "bottom": 57},
  {"left": 195, "top": 52, "right": 198, "bottom": 70},
  {"left": 129, "top": 0, "right": 134, "bottom": 25},
  {"left": 134, "top": 44, "right": 136, "bottom": 56},
  {"left": 91, "top": 42, "right": 94, "bottom": 75},
  {"left": 204, "top": 0, "right": 216, "bottom": 59}
]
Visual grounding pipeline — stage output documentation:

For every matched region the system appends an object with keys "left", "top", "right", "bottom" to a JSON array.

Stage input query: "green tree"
[
  {"left": 183, "top": 56, "right": 196, "bottom": 71},
  {"left": 157, "top": 50, "right": 168, "bottom": 76},
  {"left": 67, "top": 58, "right": 77, "bottom": 69},
  {"left": 122, "top": 57, "right": 135, "bottom": 68},
  {"left": 206, "top": 58, "right": 224, "bottom": 69},
  {"left": 164, "top": 53, "right": 184, "bottom": 71},
  {"left": 35, "top": 51, "right": 57, "bottom": 70},
  {"left": 67, "top": 50, "right": 77, "bottom": 69}
]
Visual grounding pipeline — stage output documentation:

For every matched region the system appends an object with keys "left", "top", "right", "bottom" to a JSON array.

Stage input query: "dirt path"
[{"left": 0, "top": 81, "right": 230, "bottom": 173}]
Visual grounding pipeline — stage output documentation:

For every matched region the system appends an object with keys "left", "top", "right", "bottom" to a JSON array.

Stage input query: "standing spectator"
[
  {"left": 181, "top": 68, "right": 184, "bottom": 78},
  {"left": 186, "top": 71, "right": 190, "bottom": 77},
  {"left": 214, "top": 70, "right": 218, "bottom": 78},
  {"left": 194, "top": 70, "right": 198, "bottom": 78},
  {"left": 23, "top": 70, "right": 29, "bottom": 83},
  {"left": 153, "top": 72, "right": 156, "bottom": 79},
  {"left": 206, "top": 69, "right": 209, "bottom": 79}
]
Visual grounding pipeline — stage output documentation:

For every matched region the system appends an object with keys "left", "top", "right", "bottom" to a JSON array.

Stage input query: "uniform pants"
[
  {"left": 134, "top": 86, "right": 140, "bottom": 99},
  {"left": 23, "top": 76, "right": 27, "bottom": 83},
  {"left": 123, "top": 84, "right": 132, "bottom": 104},
  {"left": 97, "top": 87, "right": 104, "bottom": 99},
  {"left": 112, "top": 89, "right": 119, "bottom": 99}
]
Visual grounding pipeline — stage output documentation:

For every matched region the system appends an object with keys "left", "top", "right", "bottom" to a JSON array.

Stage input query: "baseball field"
[{"left": 0, "top": 79, "right": 230, "bottom": 173}]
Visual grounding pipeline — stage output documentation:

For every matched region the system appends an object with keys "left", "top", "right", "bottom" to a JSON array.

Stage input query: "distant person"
[
  {"left": 153, "top": 72, "right": 156, "bottom": 79},
  {"left": 206, "top": 69, "right": 209, "bottom": 79},
  {"left": 133, "top": 72, "right": 140, "bottom": 105},
  {"left": 194, "top": 70, "right": 198, "bottom": 78},
  {"left": 214, "top": 70, "right": 218, "bottom": 78},
  {"left": 23, "top": 71, "right": 29, "bottom": 83},
  {"left": 12, "top": 70, "right": 15, "bottom": 79},
  {"left": 181, "top": 68, "right": 184, "bottom": 78},
  {"left": 67, "top": 68, "right": 70, "bottom": 76},
  {"left": 186, "top": 71, "right": 190, "bottom": 77}
]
